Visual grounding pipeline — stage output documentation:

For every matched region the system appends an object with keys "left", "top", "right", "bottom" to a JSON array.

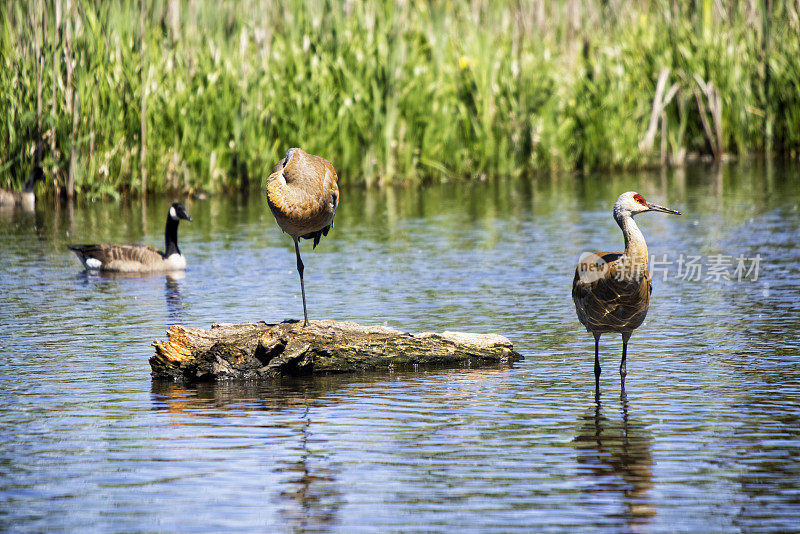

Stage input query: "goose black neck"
[
  {"left": 164, "top": 214, "right": 181, "bottom": 257},
  {"left": 23, "top": 167, "right": 43, "bottom": 193},
  {"left": 22, "top": 175, "right": 36, "bottom": 193}
]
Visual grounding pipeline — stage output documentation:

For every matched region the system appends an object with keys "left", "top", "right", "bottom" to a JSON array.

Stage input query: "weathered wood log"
[{"left": 150, "top": 319, "right": 523, "bottom": 381}]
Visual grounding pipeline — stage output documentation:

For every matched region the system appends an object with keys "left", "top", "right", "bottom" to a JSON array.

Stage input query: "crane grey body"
[{"left": 572, "top": 192, "right": 681, "bottom": 391}]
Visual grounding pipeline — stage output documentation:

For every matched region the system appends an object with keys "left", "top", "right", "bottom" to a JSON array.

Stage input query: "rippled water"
[{"left": 1, "top": 162, "right": 799, "bottom": 532}]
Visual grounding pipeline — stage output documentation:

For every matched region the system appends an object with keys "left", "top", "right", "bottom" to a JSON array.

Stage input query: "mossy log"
[{"left": 150, "top": 319, "right": 523, "bottom": 381}]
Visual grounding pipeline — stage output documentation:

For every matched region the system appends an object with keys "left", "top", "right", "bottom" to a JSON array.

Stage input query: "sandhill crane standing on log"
[
  {"left": 572, "top": 192, "right": 680, "bottom": 390},
  {"left": 266, "top": 148, "right": 339, "bottom": 327}
]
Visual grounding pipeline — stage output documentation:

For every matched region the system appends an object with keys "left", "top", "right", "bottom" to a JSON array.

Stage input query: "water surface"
[{"left": 1, "top": 162, "right": 799, "bottom": 532}]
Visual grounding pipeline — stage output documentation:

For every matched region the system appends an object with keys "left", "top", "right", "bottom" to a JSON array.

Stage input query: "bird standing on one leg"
[
  {"left": 266, "top": 148, "right": 339, "bottom": 327},
  {"left": 572, "top": 192, "right": 680, "bottom": 391}
]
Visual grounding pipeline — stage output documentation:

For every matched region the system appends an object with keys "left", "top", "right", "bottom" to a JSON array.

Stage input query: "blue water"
[{"left": 1, "top": 161, "right": 799, "bottom": 532}]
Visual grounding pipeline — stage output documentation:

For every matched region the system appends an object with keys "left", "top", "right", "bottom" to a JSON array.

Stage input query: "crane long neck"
[
  {"left": 616, "top": 213, "right": 648, "bottom": 267},
  {"left": 165, "top": 215, "right": 180, "bottom": 257}
]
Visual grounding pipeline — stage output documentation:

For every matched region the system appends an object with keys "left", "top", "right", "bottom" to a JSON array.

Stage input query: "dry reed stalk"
[
  {"left": 640, "top": 67, "right": 671, "bottom": 153},
  {"left": 693, "top": 73, "right": 724, "bottom": 160}
]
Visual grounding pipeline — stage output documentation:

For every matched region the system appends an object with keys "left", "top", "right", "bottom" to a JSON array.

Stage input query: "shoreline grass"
[{"left": 1, "top": 0, "right": 799, "bottom": 199}]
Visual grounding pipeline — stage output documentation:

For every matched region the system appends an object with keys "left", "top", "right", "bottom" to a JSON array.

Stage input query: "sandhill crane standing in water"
[
  {"left": 572, "top": 192, "right": 680, "bottom": 390},
  {"left": 266, "top": 148, "right": 339, "bottom": 327}
]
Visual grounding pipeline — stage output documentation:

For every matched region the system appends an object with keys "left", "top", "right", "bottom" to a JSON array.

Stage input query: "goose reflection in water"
[
  {"left": 164, "top": 272, "right": 185, "bottom": 323},
  {"left": 573, "top": 392, "right": 655, "bottom": 529},
  {"left": 73, "top": 269, "right": 187, "bottom": 323}
]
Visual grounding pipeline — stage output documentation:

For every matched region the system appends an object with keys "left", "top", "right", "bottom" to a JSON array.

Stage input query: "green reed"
[{"left": 1, "top": 0, "right": 798, "bottom": 198}]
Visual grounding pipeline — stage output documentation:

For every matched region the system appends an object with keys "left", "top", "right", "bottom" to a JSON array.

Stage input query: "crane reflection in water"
[
  {"left": 573, "top": 392, "right": 655, "bottom": 529},
  {"left": 150, "top": 380, "right": 344, "bottom": 530}
]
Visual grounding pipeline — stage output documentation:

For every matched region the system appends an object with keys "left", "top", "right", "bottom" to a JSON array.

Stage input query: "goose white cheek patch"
[
  {"left": 86, "top": 258, "right": 102, "bottom": 269},
  {"left": 169, "top": 206, "right": 178, "bottom": 220}
]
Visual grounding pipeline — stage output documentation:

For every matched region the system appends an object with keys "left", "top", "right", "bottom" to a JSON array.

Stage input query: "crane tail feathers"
[{"left": 301, "top": 225, "right": 332, "bottom": 249}]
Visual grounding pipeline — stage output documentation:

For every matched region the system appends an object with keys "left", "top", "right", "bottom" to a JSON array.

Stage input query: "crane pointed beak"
[{"left": 646, "top": 202, "right": 681, "bottom": 215}]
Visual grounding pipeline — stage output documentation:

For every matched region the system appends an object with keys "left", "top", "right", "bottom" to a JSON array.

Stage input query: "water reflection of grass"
[{"left": 2, "top": 1, "right": 799, "bottom": 197}]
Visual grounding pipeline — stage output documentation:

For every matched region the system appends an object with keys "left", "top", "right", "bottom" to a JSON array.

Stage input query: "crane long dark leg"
[
  {"left": 294, "top": 238, "right": 309, "bottom": 327},
  {"left": 593, "top": 332, "right": 601, "bottom": 391},
  {"left": 620, "top": 332, "right": 631, "bottom": 388}
]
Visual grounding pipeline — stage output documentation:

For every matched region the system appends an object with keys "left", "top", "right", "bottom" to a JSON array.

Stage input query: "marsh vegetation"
[{"left": 2, "top": 0, "right": 798, "bottom": 197}]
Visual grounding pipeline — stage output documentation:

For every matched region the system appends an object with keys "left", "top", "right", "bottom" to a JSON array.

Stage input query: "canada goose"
[
  {"left": 0, "top": 167, "right": 44, "bottom": 209},
  {"left": 266, "top": 147, "right": 339, "bottom": 327},
  {"left": 572, "top": 192, "right": 681, "bottom": 389},
  {"left": 69, "top": 202, "right": 193, "bottom": 273}
]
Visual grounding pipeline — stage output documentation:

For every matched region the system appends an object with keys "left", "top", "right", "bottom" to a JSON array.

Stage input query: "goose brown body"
[
  {"left": 0, "top": 167, "right": 44, "bottom": 209},
  {"left": 0, "top": 189, "right": 18, "bottom": 206},
  {"left": 572, "top": 192, "right": 680, "bottom": 390},
  {"left": 68, "top": 244, "right": 186, "bottom": 272},
  {"left": 266, "top": 148, "right": 339, "bottom": 327}
]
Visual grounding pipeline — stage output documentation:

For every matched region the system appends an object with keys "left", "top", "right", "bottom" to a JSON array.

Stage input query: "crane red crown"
[{"left": 633, "top": 194, "right": 647, "bottom": 205}]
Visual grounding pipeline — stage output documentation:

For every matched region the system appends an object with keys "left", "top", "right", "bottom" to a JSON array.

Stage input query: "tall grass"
[{"left": 1, "top": 0, "right": 799, "bottom": 198}]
